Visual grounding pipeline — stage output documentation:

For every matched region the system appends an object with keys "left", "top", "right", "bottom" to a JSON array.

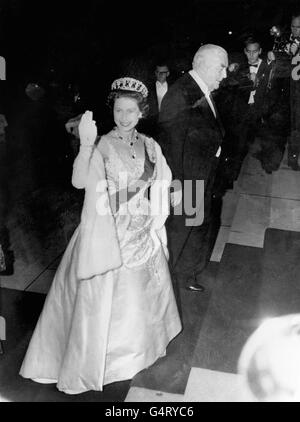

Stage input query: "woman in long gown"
[{"left": 19, "top": 77, "right": 182, "bottom": 394}]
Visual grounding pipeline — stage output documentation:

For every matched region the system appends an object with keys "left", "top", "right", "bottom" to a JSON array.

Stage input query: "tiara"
[{"left": 111, "top": 77, "right": 148, "bottom": 98}]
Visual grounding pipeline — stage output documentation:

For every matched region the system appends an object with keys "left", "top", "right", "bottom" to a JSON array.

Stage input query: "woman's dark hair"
[{"left": 107, "top": 90, "right": 149, "bottom": 118}]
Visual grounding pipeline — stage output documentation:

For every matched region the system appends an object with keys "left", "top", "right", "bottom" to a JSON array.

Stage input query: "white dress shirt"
[
  {"left": 156, "top": 81, "right": 168, "bottom": 111},
  {"left": 188, "top": 70, "right": 221, "bottom": 157},
  {"left": 189, "top": 70, "right": 216, "bottom": 117},
  {"left": 248, "top": 58, "right": 262, "bottom": 104}
]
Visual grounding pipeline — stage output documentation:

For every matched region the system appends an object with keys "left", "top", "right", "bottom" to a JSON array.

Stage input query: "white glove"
[{"left": 78, "top": 111, "right": 98, "bottom": 146}]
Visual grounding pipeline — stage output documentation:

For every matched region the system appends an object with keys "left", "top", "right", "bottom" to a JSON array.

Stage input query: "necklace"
[{"left": 115, "top": 128, "right": 139, "bottom": 159}]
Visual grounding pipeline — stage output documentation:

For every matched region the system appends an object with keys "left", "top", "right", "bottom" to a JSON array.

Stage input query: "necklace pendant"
[{"left": 115, "top": 128, "right": 138, "bottom": 159}]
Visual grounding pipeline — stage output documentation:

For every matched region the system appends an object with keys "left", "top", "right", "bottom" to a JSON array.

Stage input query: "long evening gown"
[{"left": 19, "top": 130, "right": 182, "bottom": 394}]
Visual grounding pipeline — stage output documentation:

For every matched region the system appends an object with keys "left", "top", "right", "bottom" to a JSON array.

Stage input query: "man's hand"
[
  {"left": 228, "top": 63, "right": 239, "bottom": 72},
  {"left": 267, "top": 51, "right": 276, "bottom": 63},
  {"left": 78, "top": 111, "right": 98, "bottom": 146},
  {"left": 290, "top": 41, "right": 300, "bottom": 56},
  {"left": 249, "top": 72, "right": 256, "bottom": 83}
]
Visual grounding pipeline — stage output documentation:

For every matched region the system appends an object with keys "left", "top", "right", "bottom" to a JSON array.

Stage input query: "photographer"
[{"left": 217, "top": 37, "right": 274, "bottom": 180}]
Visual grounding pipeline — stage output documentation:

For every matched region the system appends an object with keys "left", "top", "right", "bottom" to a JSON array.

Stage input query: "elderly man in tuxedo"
[{"left": 159, "top": 44, "right": 228, "bottom": 298}]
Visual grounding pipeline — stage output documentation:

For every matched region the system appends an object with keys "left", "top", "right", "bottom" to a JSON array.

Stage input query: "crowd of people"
[{"left": 0, "top": 9, "right": 299, "bottom": 395}]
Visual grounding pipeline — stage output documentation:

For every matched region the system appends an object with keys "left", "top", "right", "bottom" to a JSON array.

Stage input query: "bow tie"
[{"left": 249, "top": 63, "right": 259, "bottom": 68}]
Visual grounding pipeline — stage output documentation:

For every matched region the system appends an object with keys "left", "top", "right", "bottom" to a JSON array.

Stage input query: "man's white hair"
[{"left": 192, "top": 44, "right": 227, "bottom": 70}]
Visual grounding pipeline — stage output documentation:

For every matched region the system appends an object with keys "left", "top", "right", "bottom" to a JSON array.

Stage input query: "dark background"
[
  {"left": 0, "top": 0, "right": 299, "bottom": 89},
  {"left": 0, "top": 0, "right": 297, "bottom": 156},
  {"left": 0, "top": 0, "right": 298, "bottom": 141}
]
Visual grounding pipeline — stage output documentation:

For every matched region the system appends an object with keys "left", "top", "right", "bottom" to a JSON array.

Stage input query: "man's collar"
[
  {"left": 189, "top": 70, "right": 210, "bottom": 96},
  {"left": 248, "top": 58, "right": 262, "bottom": 67},
  {"left": 156, "top": 80, "right": 168, "bottom": 86}
]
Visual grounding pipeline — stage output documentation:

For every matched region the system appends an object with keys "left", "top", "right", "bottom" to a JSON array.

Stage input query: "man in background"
[{"left": 143, "top": 62, "right": 171, "bottom": 137}]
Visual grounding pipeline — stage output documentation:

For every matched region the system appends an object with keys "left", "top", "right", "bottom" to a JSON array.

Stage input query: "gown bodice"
[
  {"left": 100, "top": 131, "right": 159, "bottom": 268},
  {"left": 102, "top": 130, "right": 157, "bottom": 195}
]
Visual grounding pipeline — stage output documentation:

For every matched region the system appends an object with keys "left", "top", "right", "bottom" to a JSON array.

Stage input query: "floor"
[{"left": 1, "top": 140, "right": 300, "bottom": 402}]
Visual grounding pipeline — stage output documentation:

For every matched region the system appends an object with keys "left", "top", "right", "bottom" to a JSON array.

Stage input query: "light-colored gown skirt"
[{"left": 19, "top": 194, "right": 182, "bottom": 394}]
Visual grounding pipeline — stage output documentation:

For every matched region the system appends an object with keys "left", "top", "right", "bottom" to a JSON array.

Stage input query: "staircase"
[{"left": 211, "top": 141, "right": 300, "bottom": 262}]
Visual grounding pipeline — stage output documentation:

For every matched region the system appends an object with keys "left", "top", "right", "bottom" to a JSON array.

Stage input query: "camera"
[
  {"left": 270, "top": 26, "right": 300, "bottom": 56},
  {"left": 270, "top": 26, "right": 291, "bottom": 54},
  {"left": 285, "top": 37, "right": 300, "bottom": 56}
]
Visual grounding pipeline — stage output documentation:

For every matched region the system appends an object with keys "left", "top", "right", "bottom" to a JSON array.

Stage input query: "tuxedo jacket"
[
  {"left": 147, "top": 81, "right": 160, "bottom": 118},
  {"left": 158, "top": 73, "right": 224, "bottom": 192}
]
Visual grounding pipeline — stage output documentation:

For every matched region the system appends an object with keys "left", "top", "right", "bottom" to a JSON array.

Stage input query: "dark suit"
[
  {"left": 140, "top": 80, "right": 171, "bottom": 138},
  {"left": 147, "top": 81, "right": 160, "bottom": 117},
  {"left": 158, "top": 73, "right": 223, "bottom": 290}
]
